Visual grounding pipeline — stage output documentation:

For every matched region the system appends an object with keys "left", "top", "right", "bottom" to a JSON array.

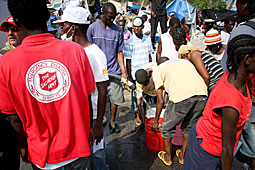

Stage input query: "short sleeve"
[
  {"left": 79, "top": 48, "right": 95, "bottom": 95},
  {"left": 0, "top": 61, "right": 16, "bottom": 114},
  {"left": 210, "top": 82, "right": 242, "bottom": 114},
  {"left": 152, "top": 67, "right": 164, "bottom": 90},
  {"left": 86, "top": 47, "right": 109, "bottom": 83},
  {"left": 147, "top": 37, "right": 153, "bottom": 54},
  {"left": 124, "top": 41, "right": 133, "bottom": 59},
  {"left": 118, "top": 30, "right": 125, "bottom": 52}
]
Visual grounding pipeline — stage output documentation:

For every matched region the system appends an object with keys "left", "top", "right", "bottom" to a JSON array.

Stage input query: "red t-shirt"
[
  {"left": 0, "top": 33, "right": 95, "bottom": 168},
  {"left": 196, "top": 72, "right": 252, "bottom": 156}
]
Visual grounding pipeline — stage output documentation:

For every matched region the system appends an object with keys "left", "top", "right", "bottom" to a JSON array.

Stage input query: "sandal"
[
  {"left": 176, "top": 149, "right": 184, "bottom": 165},
  {"left": 134, "top": 119, "right": 141, "bottom": 126},
  {"left": 158, "top": 151, "right": 172, "bottom": 166}
]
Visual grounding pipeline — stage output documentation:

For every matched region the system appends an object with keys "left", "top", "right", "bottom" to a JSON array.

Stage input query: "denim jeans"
[
  {"left": 91, "top": 120, "right": 110, "bottom": 170},
  {"left": 31, "top": 157, "right": 92, "bottom": 170}
]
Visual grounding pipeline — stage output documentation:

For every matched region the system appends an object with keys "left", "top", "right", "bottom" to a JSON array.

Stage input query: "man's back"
[
  {"left": 0, "top": 33, "right": 95, "bottom": 168},
  {"left": 153, "top": 59, "right": 208, "bottom": 103}
]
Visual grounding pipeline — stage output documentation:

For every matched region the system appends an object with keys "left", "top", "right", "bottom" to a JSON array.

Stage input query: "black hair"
[
  {"left": 169, "top": 17, "right": 180, "bottom": 27},
  {"left": 8, "top": 0, "right": 50, "bottom": 30},
  {"left": 77, "top": 24, "right": 90, "bottom": 34},
  {"left": 157, "top": 57, "right": 169, "bottom": 65},
  {"left": 171, "top": 27, "right": 186, "bottom": 41},
  {"left": 117, "top": 19, "right": 126, "bottom": 25},
  {"left": 238, "top": 0, "right": 255, "bottom": 21},
  {"left": 102, "top": 2, "right": 117, "bottom": 14},
  {"left": 141, "top": 15, "right": 148, "bottom": 22},
  {"left": 181, "top": 17, "right": 185, "bottom": 25},
  {"left": 135, "top": 69, "right": 148, "bottom": 85},
  {"left": 227, "top": 34, "right": 255, "bottom": 78},
  {"left": 224, "top": 16, "right": 236, "bottom": 24}
]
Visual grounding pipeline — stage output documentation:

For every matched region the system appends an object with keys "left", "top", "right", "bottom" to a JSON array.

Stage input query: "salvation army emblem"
[
  {"left": 26, "top": 60, "right": 71, "bottom": 103},
  {"left": 39, "top": 72, "right": 58, "bottom": 91}
]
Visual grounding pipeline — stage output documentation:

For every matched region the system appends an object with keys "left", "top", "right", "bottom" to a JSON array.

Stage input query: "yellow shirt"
[{"left": 152, "top": 59, "right": 208, "bottom": 103}]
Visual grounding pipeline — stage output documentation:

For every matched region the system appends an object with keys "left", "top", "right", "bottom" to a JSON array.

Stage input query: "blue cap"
[{"left": 133, "top": 17, "right": 143, "bottom": 27}]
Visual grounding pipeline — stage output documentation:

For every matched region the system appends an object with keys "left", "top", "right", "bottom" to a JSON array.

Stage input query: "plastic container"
[
  {"left": 171, "top": 122, "right": 183, "bottom": 146},
  {"left": 145, "top": 117, "right": 164, "bottom": 151}
]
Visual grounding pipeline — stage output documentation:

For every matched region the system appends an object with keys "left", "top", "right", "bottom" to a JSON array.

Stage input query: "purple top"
[
  {"left": 87, "top": 21, "right": 124, "bottom": 74},
  {"left": 124, "top": 29, "right": 132, "bottom": 44}
]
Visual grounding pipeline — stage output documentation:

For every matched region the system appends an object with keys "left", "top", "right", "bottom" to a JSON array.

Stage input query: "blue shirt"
[
  {"left": 124, "top": 33, "right": 153, "bottom": 79},
  {"left": 87, "top": 21, "right": 124, "bottom": 74}
]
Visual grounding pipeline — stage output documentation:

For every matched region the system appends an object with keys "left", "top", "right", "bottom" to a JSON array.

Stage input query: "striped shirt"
[
  {"left": 200, "top": 51, "right": 224, "bottom": 92},
  {"left": 124, "top": 34, "right": 153, "bottom": 79}
]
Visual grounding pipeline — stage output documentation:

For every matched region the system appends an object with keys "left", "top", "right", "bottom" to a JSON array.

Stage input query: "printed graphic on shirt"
[{"left": 26, "top": 60, "right": 71, "bottom": 103}]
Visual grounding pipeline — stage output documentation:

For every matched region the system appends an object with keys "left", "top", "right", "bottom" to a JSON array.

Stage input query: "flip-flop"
[
  {"left": 176, "top": 149, "right": 184, "bottom": 165},
  {"left": 158, "top": 151, "right": 172, "bottom": 166},
  {"left": 134, "top": 119, "right": 141, "bottom": 126}
]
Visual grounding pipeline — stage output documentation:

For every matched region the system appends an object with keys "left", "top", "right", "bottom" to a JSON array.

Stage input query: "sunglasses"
[{"left": 3, "top": 27, "right": 18, "bottom": 32}]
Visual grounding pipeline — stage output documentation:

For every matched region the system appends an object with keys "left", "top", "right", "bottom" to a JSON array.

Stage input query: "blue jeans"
[
  {"left": 239, "top": 103, "right": 255, "bottom": 157},
  {"left": 183, "top": 125, "right": 237, "bottom": 170},
  {"left": 31, "top": 157, "right": 92, "bottom": 170},
  {"left": 91, "top": 120, "right": 110, "bottom": 170}
]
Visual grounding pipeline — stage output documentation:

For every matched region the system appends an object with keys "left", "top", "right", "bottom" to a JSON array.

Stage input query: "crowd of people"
[{"left": 0, "top": 0, "right": 255, "bottom": 170}]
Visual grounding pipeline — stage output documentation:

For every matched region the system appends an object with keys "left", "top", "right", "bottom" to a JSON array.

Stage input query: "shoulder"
[
  {"left": 125, "top": 36, "right": 134, "bottom": 45},
  {"left": 230, "top": 21, "right": 255, "bottom": 40},
  {"left": 112, "top": 24, "right": 123, "bottom": 33}
]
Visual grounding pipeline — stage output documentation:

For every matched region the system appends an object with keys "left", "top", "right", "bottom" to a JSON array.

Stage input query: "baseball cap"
[
  {"left": 56, "top": 6, "right": 91, "bottom": 24},
  {"left": 133, "top": 17, "right": 143, "bottom": 27},
  {"left": 204, "top": 29, "right": 222, "bottom": 45},
  {"left": 0, "top": 16, "right": 17, "bottom": 31}
]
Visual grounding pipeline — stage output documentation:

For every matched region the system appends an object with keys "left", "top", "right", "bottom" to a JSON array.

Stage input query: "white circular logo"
[{"left": 26, "top": 60, "right": 71, "bottom": 103}]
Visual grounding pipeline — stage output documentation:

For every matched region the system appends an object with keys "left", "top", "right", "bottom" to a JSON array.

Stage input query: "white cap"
[{"left": 60, "top": 6, "right": 91, "bottom": 24}]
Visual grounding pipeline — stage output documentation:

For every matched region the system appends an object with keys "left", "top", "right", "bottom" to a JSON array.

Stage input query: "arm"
[
  {"left": 221, "top": 107, "right": 239, "bottom": 170},
  {"left": 149, "top": 1, "right": 156, "bottom": 18},
  {"left": 157, "top": 37, "right": 162, "bottom": 60},
  {"left": 149, "top": 54, "right": 152, "bottom": 63},
  {"left": 190, "top": 51, "right": 210, "bottom": 87},
  {"left": 137, "top": 97, "right": 146, "bottom": 123},
  {"left": 118, "top": 51, "right": 127, "bottom": 79},
  {"left": 8, "top": 114, "right": 29, "bottom": 163},
  {"left": 94, "top": 81, "right": 107, "bottom": 144},
  {"left": 126, "top": 59, "right": 134, "bottom": 82},
  {"left": 88, "top": 94, "right": 95, "bottom": 145},
  {"left": 152, "top": 86, "right": 164, "bottom": 132}
]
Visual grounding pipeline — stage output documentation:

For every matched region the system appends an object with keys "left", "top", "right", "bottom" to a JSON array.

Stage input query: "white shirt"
[
  {"left": 221, "top": 30, "right": 230, "bottom": 45},
  {"left": 84, "top": 44, "right": 109, "bottom": 119},
  {"left": 160, "top": 30, "right": 178, "bottom": 60},
  {"left": 143, "top": 21, "right": 151, "bottom": 34}
]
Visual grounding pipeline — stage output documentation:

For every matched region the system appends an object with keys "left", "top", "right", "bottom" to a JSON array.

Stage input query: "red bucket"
[{"left": 145, "top": 117, "right": 164, "bottom": 152}]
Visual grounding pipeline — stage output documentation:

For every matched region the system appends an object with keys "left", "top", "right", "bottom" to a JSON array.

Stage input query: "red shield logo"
[{"left": 39, "top": 72, "right": 58, "bottom": 91}]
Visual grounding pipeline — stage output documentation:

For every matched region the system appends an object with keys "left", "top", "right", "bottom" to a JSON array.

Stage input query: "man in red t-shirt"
[{"left": 0, "top": 0, "right": 95, "bottom": 169}]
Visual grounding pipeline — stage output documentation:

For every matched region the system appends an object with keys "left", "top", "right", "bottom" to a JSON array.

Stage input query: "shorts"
[
  {"left": 183, "top": 125, "right": 237, "bottom": 170},
  {"left": 160, "top": 95, "right": 207, "bottom": 138},
  {"left": 107, "top": 76, "right": 125, "bottom": 105}
]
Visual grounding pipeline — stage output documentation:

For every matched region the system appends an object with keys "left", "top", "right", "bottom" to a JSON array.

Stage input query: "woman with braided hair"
[{"left": 183, "top": 34, "right": 255, "bottom": 170}]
